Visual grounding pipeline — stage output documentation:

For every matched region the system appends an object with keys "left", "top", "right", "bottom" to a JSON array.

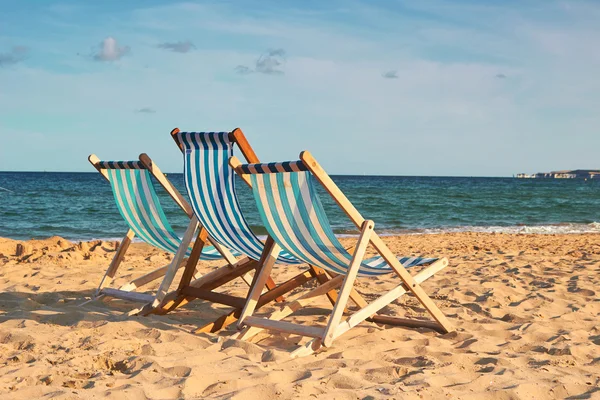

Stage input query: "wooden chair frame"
[
  {"left": 229, "top": 151, "right": 454, "bottom": 357},
  {"left": 88, "top": 153, "right": 219, "bottom": 306},
  {"left": 147, "top": 128, "right": 343, "bottom": 334},
  {"left": 90, "top": 150, "right": 277, "bottom": 319}
]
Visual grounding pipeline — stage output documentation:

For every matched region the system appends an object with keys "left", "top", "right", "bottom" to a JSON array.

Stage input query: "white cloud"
[{"left": 93, "top": 37, "right": 130, "bottom": 61}]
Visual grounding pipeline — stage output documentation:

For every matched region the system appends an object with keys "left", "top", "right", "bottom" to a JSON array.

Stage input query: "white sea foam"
[
  {"left": 336, "top": 222, "right": 600, "bottom": 237},
  {"left": 405, "top": 222, "right": 600, "bottom": 235}
]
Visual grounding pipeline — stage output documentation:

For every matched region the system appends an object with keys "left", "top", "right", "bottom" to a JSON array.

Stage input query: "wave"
[
  {"left": 334, "top": 222, "right": 600, "bottom": 237},
  {"left": 396, "top": 222, "right": 600, "bottom": 235}
]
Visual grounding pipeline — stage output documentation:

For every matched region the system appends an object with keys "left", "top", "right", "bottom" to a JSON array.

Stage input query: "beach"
[
  {"left": 0, "top": 232, "right": 598, "bottom": 399},
  {"left": 3, "top": 0, "right": 600, "bottom": 398}
]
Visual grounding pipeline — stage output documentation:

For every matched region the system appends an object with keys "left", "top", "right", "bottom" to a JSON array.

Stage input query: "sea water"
[{"left": 0, "top": 172, "right": 599, "bottom": 241}]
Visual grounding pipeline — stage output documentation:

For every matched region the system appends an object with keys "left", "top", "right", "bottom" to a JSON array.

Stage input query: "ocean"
[{"left": 0, "top": 172, "right": 599, "bottom": 241}]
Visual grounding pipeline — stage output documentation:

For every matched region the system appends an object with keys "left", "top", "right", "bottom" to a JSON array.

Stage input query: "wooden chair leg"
[
  {"left": 151, "top": 218, "right": 200, "bottom": 308},
  {"left": 237, "top": 237, "right": 280, "bottom": 328},
  {"left": 96, "top": 230, "right": 135, "bottom": 296},
  {"left": 322, "top": 220, "right": 373, "bottom": 347},
  {"left": 178, "top": 228, "right": 209, "bottom": 291}
]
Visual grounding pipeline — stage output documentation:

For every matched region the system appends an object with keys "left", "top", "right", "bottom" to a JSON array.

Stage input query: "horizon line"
[{"left": 0, "top": 170, "right": 515, "bottom": 178}]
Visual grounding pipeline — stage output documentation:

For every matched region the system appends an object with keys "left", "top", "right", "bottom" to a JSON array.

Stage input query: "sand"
[{"left": 0, "top": 233, "right": 599, "bottom": 399}]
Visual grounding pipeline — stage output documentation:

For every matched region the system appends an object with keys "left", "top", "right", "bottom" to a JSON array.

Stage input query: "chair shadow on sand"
[
  {"left": 0, "top": 281, "right": 446, "bottom": 352},
  {"left": 0, "top": 289, "right": 231, "bottom": 334},
  {"left": 0, "top": 286, "right": 341, "bottom": 337}
]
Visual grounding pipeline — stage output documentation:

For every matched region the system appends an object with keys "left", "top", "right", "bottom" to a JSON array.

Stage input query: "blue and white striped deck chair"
[
  {"left": 230, "top": 151, "right": 454, "bottom": 355},
  {"left": 160, "top": 128, "right": 337, "bottom": 333},
  {"left": 175, "top": 130, "right": 301, "bottom": 264},
  {"left": 88, "top": 153, "right": 226, "bottom": 307}
]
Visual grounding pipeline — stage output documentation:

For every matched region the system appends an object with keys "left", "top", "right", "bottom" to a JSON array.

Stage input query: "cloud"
[
  {"left": 266, "top": 48, "right": 286, "bottom": 57},
  {"left": 234, "top": 65, "right": 253, "bottom": 75},
  {"left": 495, "top": 73, "right": 507, "bottom": 79},
  {"left": 235, "top": 48, "right": 287, "bottom": 75},
  {"left": 382, "top": 70, "right": 398, "bottom": 79},
  {"left": 255, "top": 48, "right": 286, "bottom": 75},
  {"left": 0, "top": 46, "right": 28, "bottom": 67},
  {"left": 157, "top": 41, "right": 195, "bottom": 53},
  {"left": 135, "top": 107, "right": 156, "bottom": 113},
  {"left": 93, "top": 37, "right": 130, "bottom": 61}
]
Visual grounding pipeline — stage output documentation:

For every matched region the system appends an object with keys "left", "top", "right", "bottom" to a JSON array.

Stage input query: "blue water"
[{"left": 0, "top": 172, "right": 599, "bottom": 241}]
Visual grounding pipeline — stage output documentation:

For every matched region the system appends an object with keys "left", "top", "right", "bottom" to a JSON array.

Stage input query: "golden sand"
[{"left": 0, "top": 233, "right": 599, "bottom": 399}]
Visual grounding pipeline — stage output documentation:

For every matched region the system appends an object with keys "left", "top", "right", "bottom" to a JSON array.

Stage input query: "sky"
[{"left": 0, "top": 0, "right": 599, "bottom": 176}]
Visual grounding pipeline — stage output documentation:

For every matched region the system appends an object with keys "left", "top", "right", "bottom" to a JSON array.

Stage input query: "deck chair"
[
  {"left": 88, "top": 154, "right": 234, "bottom": 306},
  {"left": 229, "top": 151, "right": 454, "bottom": 357},
  {"left": 148, "top": 129, "right": 345, "bottom": 333}
]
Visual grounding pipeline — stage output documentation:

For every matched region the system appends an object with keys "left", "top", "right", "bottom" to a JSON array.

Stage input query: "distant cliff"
[{"left": 516, "top": 169, "right": 600, "bottom": 179}]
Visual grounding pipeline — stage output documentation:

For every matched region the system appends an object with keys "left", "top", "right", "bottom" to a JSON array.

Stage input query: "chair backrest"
[
  {"left": 238, "top": 161, "right": 411, "bottom": 276},
  {"left": 239, "top": 161, "right": 358, "bottom": 274},
  {"left": 97, "top": 160, "right": 221, "bottom": 259},
  {"left": 176, "top": 131, "right": 300, "bottom": 264}
]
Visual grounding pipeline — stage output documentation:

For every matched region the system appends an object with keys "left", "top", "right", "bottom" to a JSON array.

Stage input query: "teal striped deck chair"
[
  {"left": 230, "top": 151, "right": 454, "bottom": 356},
  {"left": 157, "top": 128, "right": 340, "bottom": 334},
  {"left": 88, "top": 153, "right": 232, "bottom": 308}
]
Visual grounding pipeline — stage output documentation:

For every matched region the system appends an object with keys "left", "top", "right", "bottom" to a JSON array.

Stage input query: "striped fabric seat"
[
  {"left": 249, "top": 168, "right": 437, "bottom": 277},
  {"left": 177, "top": 132, "right": 301, "bottom": 264},
  {"left": 105, "top": 167, "right": 222, "bottom": 260}
]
